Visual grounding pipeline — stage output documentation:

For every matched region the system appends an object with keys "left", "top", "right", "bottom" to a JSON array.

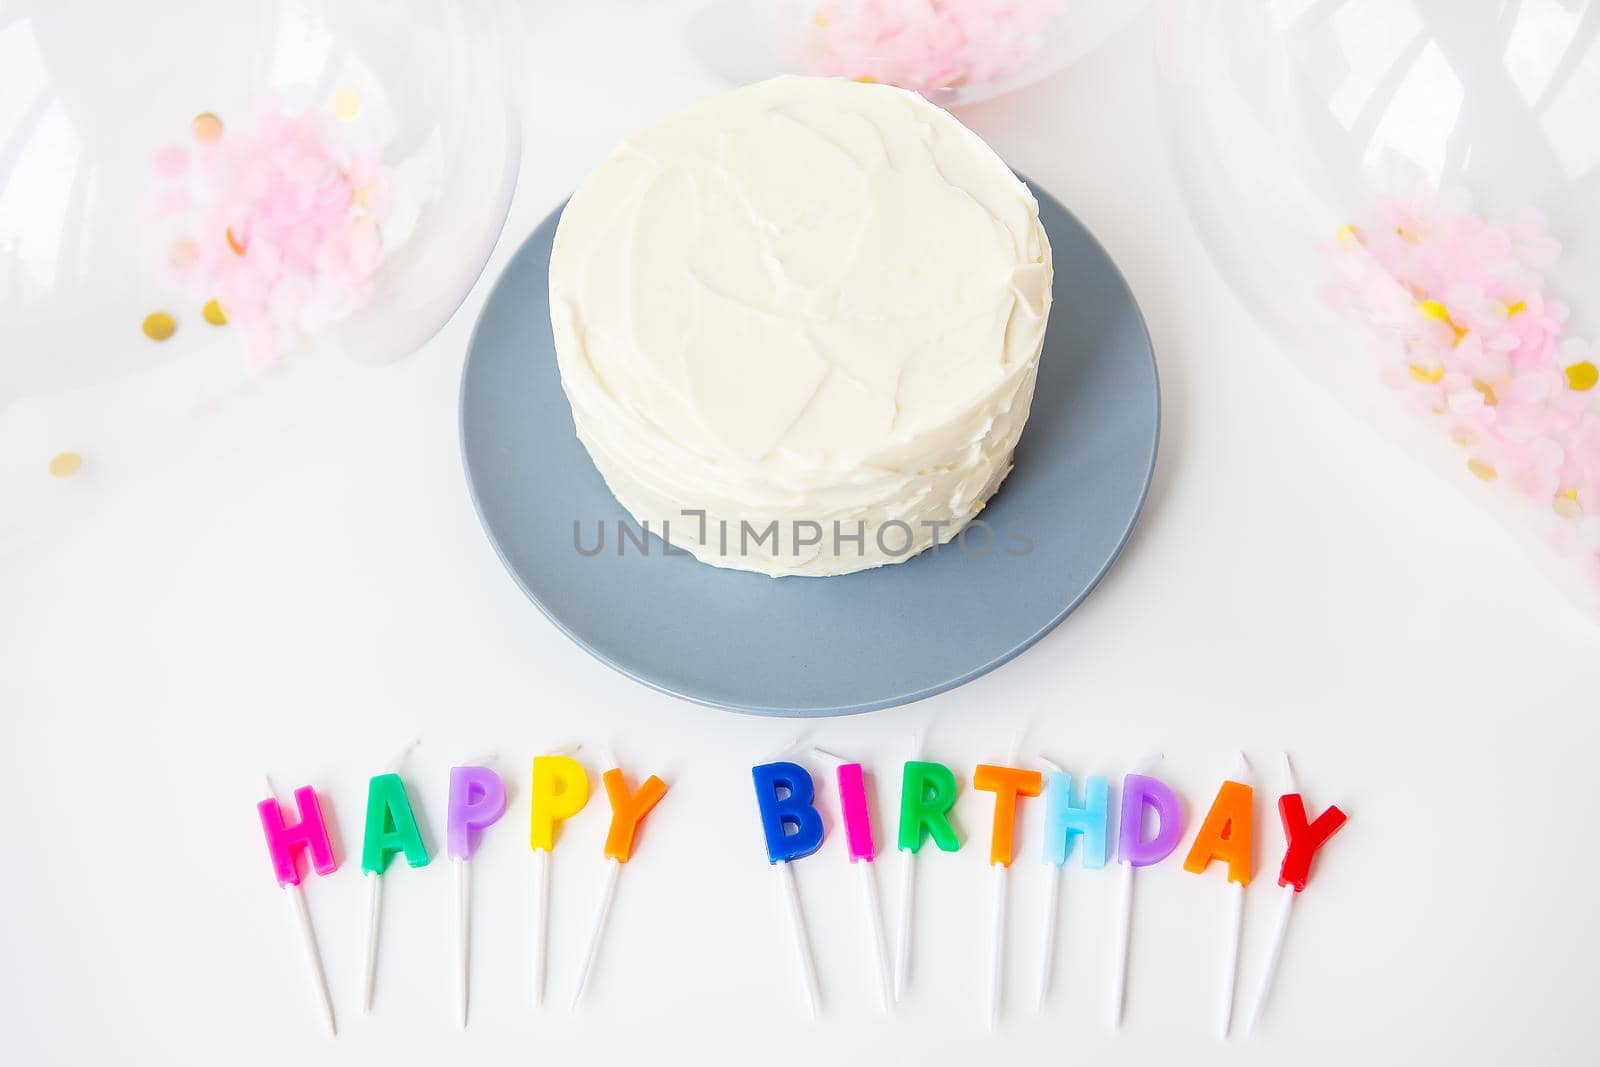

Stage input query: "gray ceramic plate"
[{"left": 460, "top": 182, "right": 1159, "bottom": 716}]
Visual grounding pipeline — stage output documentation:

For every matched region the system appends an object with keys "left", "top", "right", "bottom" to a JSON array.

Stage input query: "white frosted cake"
[{"left": 549, "top": 76, "right": 1052, "bottom": 576}]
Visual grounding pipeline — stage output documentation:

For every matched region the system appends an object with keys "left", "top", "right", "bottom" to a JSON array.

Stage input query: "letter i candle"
[
  {"left": 752, "top": 759, "right": 825, "bottom": 1016},
  {"left": 571, "top": 751, "right": 668, "bottom": 1007},
  {"left": 811, "top": 747, "right": 892, "bottom": 1013},
  {"left": 1245, "top": 753, "right": 1348, "bottom": 1034},
  {"left": 529, "top": 747, "right": 588, "bottom": 1007},
  {"left": 257, "top": 778, "right": 340, "bottom": 1035},
  {"left": 447, "top": 764, "right": 506, "bottom": 1027}
]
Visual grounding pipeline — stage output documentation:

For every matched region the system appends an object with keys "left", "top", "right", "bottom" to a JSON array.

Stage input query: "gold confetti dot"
[
  {"left": 48, "top": 451, "right": 83, "bottom": 478},
  {"left": 192, "top": 112, "right": 224, "bottom": 143},
  {"left": 330, "top": 86, "right": 362, "bottom": 121},
  {"left": 202, "top": 298, "right": 228, "bottom": 325},
  {"left": 855, "top": 74, "right": 877, "bottom": 83},
  {"left": 1565, "top": 360, "right": 1598, "bottom": 391},
  {"left": 1417, "top": 299, "right": 1467, "bottom": 344},
  {"left": 1471, "top": 379, "right": 1498, "bottom": 406},
  {"left": 1554, "top": 489, "right": 1582, "bottom": 519},
  {"left": 142, "top": 311, "right": 177, "bottom": 341},
  {"left": 1408, "top": 363, "right": 1443, "bottom": 384},
  {"left": 1467, "top": 458, "right": 1497, "bottom": 482},
  {"left": 225, "top": 226, "right": 246, "bottom": 256},
  {"left": 1506, "top": 300, "right": 1526, "bottom": 316},
  {"left": 1336, "top": 224, "right": 1362, "bottom": 248}
]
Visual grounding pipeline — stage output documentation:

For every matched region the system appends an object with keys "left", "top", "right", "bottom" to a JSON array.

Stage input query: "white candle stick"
[
  {"left": 893, "top": 731, "right": 923, "bottom": 1002},
  {"left": 454, "top": 858, "right": 470, "bottom": 1028},
  {"left": 1035, "top": 755, "right": 1065, "bottom": 1012},
  {"left": 777, "top": 858, "right": 820, "bottom": 1017},
  {"left": 1245, "top": 752, "right": 1300, "bottom": 1035},
  {"left": 571, "top": 858, "right": 620, "bottom": 1008},
  {"left": 531, "top": 742, "right": 581, "bottom": 1008},
  {"left": 987, "top": 862, "right": 1008, "bottom": 1029},
  {"left": 1111, "top": 751, "right": 1163, "bottom": 1030},
  {"left": 264, "top": 776, "right": 336, "bottom": 1037},
  {"left": 1219, "top": 751, "right": 1251, "bottom": 1038}
]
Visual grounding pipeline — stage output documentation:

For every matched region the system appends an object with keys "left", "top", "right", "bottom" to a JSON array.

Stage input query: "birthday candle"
[
  {"left": 894, "top": 752, "right": 959, "bottom": 1000},
  {"left": 359, "top": 772, "right": 430, "bottom": 1013},
  {"left": 529, "top": 747, "right": 588, "bottom": 1007},
  {"left": 752, "top": 760, "right": 825, "bottom": 1016},
  {"left": 810, "top": 748, "right": 892, "bottom": 1014},
  {"left": 1245, "top": 753, "right": 1348, "bottom": 1035},
  {"left": 448, "top": 764, "right": 506, "bottom": 1027},
  {"left": 1036, "top": 761, "right": 1110, "bottom": 1010},
  {"left": 258, "top": 778, "right": 340, "bottom": 1035},
  {"left": 1181, "top": 755, "right": 1254, "bottom": 1037},
  {"left": 571, "top": 754, "right": 668, "bottom": 1008},
  {"left": 1111, "top": 760, "right": 1182, "bottom": 1029},
  {"left": 974, "top": 762, "right": 1043, "bottom": 1028}
]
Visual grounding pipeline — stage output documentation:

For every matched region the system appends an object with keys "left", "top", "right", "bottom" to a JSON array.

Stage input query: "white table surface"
[{"left": 4, "top": 4, "right": 1596, "bottom": 1064}]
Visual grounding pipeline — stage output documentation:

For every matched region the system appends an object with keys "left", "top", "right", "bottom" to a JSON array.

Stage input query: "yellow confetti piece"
[
  {"left": 1417, "top": 299, "right": 1468, "bottom": 344},
  {"left": 1565, "top": 360, "right": 1598, "bottom": 391},
  {"left": 331, "top": 86, "right": 362, "bottom": 121},
  {"left": 1408, "top": 363, "right": 1443, "bottom": 384},
  {"left": 142, "top": 311, "right": 176, "bottom": 341},
  {"left": 48, "top": 451, "right": 83, "bottom": 478},
  {"left": 225, "top": 226, "right": 246, "bottom": 256},
  {"left": 1467, "top": 458, "right": 1497, "bottom": 482},
  {"left": 855, "top": 74, "right": 877, "bottom": 83},
  {"left": 1554, "top": 489, "right": 1582, "bottom": 519},
  {"left": 1472, "top": 379, "right": 1498, "bottom": 406},
  {"left": 192, "top": 112, "right": 224, "bottom": 143},
  {"left": 202, "top": 298, "right": 228, "bottom": 326},
  {"left": 1336, "top": 224, "right": 1361, "bottom": 248},
  {"left": 1506, "top": 300, "right": 1526, "bottom": 316}
]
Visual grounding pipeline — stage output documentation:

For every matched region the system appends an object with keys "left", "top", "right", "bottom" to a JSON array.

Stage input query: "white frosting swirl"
[{"left": 550, "top": 76, "right": 1052, "bottom": 576}]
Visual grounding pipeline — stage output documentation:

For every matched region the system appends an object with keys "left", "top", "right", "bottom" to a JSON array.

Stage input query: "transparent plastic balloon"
[
  {"left": 1157, "top": 0, "right": 1600, "bottom": 619},
  {"left": 1, "top": 0, "right": 519, "bottom": 548},
  {"left": 688, "top": 0, "right": 1148, "bottom": 106}
]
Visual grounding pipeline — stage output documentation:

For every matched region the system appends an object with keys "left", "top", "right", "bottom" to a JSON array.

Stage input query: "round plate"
[{"left": 461, "top": 182, "right": 1159, "bottom": 716}]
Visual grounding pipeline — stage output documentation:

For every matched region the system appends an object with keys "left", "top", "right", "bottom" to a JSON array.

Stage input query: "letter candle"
[
  {"left": 1111, "top": 756, "right": 1182, "bottom": 1029},
  {"left": 752, "top": 759, "right": 826, "bottom": 1016},
  {"left": 1244, "top": 753, "right": 1348, "bottom": 1035},
  {"left": 810, "top": 746, "right": 893, "bottom": 1014},
  {"left": 258, "top": 776, "right": 340, "bottom": 1036},
  {"left": 447, "top": 763, "right": 506, "bottom": 1027},
  {"left": 529, "top": 745, "right": 588, "bottom": 1007},
  {"left": 358, "top": 766, "right": 430, "bottom": 1013},
  {"left": 571, "top": 748, "right": 669, "bottom": 1008},
  {"left": 1182, "top": 753, "right": 1254, "bottom": 1037},
  {"left": 974, "top": 757, "right": 1043, "bottom": 1028},
  {"left": 1036, "top": 758, "right": 1110, "bottom": 1010},
  {"left": 895, "top": 739, "right": 961, "bottom": 1001}
]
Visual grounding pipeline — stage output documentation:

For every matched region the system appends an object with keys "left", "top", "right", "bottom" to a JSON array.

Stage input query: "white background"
[{"left": 3, "top": 4, "right": 1597, "bottom": 1065}]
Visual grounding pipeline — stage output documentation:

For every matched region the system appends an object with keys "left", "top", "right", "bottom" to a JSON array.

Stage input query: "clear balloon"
[
  {"left": 1, "top": 0, "right": 519, "bottom": 545},
  {"left": 688, "top": 0, "right": 1148, "bottom": 106},
  {"left": 1157, "top": 0, "right": 1600, "bottom": 619}
]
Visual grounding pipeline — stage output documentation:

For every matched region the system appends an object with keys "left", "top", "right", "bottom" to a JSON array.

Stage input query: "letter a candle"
[
  {"left": 1245, "top": 753, "right": 1348, "bottom": 1034},
  {"left": 448, "top": 764, "right": 506, "bottom": 1027},
  {"left": 258, "top": 777, "right": 340, "bottom": 1035},
  {"left": 359, "top": 772, "right": 430, "bottom": 1013},
  {"left": 1182, "top": 754, "right": 1254, "bottom": 1037},
  {"left": 571, "top": 751, "right": 668, "bottom": 1007},
  {"left": 752, "top": 759, "right": 825, "bottom": 1016},
  {"left": 529, "top": 746, "right": 588, "bottom": 1007}
]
